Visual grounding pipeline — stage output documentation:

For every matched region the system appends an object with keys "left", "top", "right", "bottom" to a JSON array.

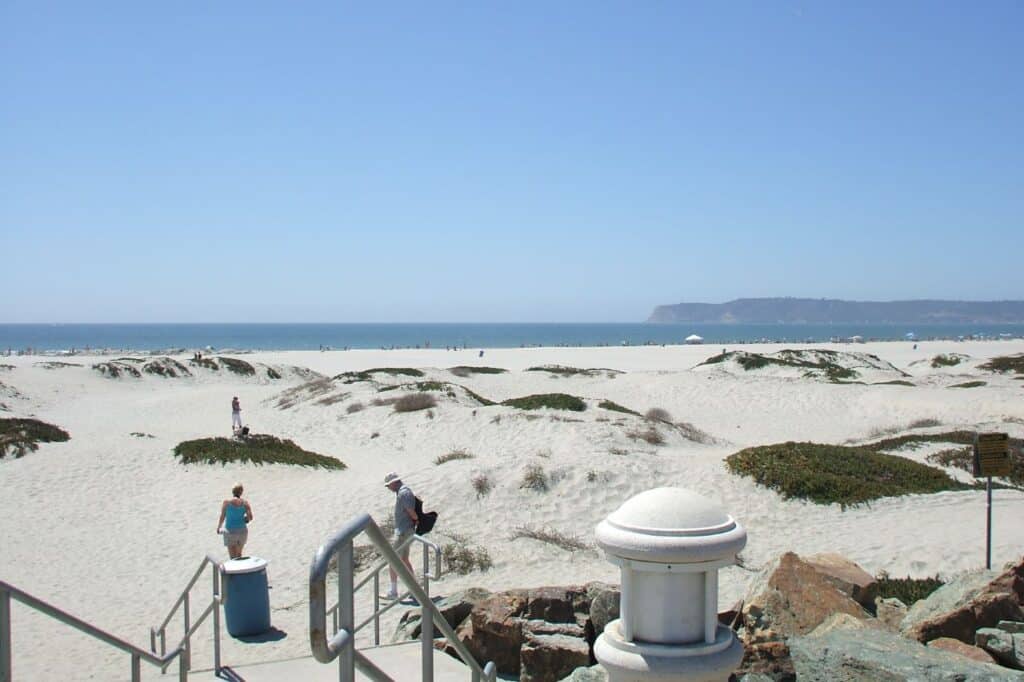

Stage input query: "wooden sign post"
[{"left": 973, "top": 433, "right": 1011, "bottom": 569}]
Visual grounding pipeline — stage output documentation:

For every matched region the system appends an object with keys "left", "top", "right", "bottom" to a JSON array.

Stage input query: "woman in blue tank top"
[{"left": 217, "top": 483, "right": 254, "bottom": 559}]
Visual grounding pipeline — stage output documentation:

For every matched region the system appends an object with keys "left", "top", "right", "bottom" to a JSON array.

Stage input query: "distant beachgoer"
[
  {"left": 231, "top": 397, "right": 242, "bottom": 432},
  {"left": 217, "top": 483, "right": 253, "bottom": 559},
  {"left": 478, "top": 350, "right": 484, "bottom": 358},
  {"left": 384, "top": 472, "right": 417, "bottom": 599}
]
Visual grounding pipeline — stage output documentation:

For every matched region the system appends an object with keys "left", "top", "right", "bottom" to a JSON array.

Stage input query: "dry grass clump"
[
  {"left": 393, "top": 393, "right": 437, "bottom": 412},
  {"left": 627, "top": 426, "right": 665, "bottom": 446},
  {"left": 371, "top": 396, "right": 400, "bottom": 407},
  {"left": 217, "top": 356, "right": 256, "bottom": 376},
  {"left": 442, "top": 533, "right": 493, "bottom": 574},
  {"left": 949, "top": 381, "right": 986, "bottom": 389},
  {"left": 471, "top": 473, "right": 492, "bottom": 498},
  {"left": 316, "top": 392, "right": 350, "bottom": 406},
  {"left": 346, "top": 401, "right": 365, "bottom": 414},
  {"left": 930, "top": 354, "right": 962, "bottom": 368},
  {"left": 979, "top": 355, "right": 1024, "bottom": 375},
  {"left": 510, "top": 525, "right": 591, "bottom": 552},
  {"left": 645, "top": 407, "right": 672, "bottom": 423},
  {"left": 276, "top": 378, "right": 333, "bottom": 409},
  {"left": 130, "top": 432, "right": 155, "bottom": 438},
  {"left": 676, "top": 421, "right": 714, "bottom": 444},
  {"left": 35, "top": 361, "right": 82, "bottom": 369},
  {"left": 909, "top": 418, "right": 942, "bottom": 429},
  {"left": 92, "top": 361, "right": 141, "bottom": 379},
  {"left": 0, "top": 418, "right": 70, "bottom": 458},
  {"left": 608, "top": 447, "right": 628, "bottom": 456},
  {"left": 435, "top": 449, "right": 474, "bottom": 465},
  {"left": 520, "top": 464, "right": 549, "bottom": 492}
]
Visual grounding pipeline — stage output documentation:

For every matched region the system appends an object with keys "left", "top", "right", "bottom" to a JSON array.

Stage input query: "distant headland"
[{"left": 647, "top": 298, "right": 1024, "bottom": 324}]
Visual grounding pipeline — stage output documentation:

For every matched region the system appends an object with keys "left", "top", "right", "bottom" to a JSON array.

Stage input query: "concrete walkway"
[{"left": 191, "top": 641, "right": 472, "bottom": 681}]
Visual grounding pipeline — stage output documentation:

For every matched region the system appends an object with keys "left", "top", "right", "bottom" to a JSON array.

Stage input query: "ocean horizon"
[{"left": 3, "top": 322, "right": 1024, "bottom": 353}]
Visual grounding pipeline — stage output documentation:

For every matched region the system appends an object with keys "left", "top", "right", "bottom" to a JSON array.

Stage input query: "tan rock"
[
  {"left": 804, "top": 552, "right": 878, "bottom": 608},
  {"left": 874, "top": 596, "right": 907, "bottom": 631},
  {"left": 742, "top": 552, "right": 871, "bottom": 641},
  {"left": 808, "top": 612, "right": 883, "bottom": 637},
  {"left": 927, "top": 637, "right": 998, "bottom": 665}
]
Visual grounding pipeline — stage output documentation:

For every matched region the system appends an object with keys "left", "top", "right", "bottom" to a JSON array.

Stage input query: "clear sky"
[{"left": 2, "top": 2, "right": 1021, "bottom": 323}]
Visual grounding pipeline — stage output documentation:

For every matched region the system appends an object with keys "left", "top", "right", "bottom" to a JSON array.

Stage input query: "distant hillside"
[{"left": 647, "top": 298, "right": 1024, "bottom": 324}]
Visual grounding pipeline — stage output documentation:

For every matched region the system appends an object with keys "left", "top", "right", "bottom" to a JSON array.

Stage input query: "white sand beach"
[{"left": 1, "top": 340, "right": 1023, "bottom": 680}]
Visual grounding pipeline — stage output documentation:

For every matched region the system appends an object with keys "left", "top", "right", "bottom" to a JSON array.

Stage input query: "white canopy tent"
[{"left": 685, "top": 334, "right": 704, "bottom": 344}]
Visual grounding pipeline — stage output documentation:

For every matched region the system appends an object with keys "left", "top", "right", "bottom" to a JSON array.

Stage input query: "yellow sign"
[{"left": 974, "top": 433, "right": 1011, "bottom": 477}]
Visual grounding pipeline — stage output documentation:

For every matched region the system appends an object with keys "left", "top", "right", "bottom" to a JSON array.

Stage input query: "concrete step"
[{"left": 190, "top": 641, "right": 473, "bottom": 681}]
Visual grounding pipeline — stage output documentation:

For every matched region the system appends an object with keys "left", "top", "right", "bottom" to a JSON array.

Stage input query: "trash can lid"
[{"left": 222, "top": 556, "right": 268, "bottom": 574}]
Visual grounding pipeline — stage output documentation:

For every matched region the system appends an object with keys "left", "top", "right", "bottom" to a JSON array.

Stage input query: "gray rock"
[
  {"left": 976, "top": 628, "right": 1016, "bottom": 668},
  {"left": 520, "top": 633, "right": 590, "bottom": 682},
  {"left": 1015, "top": 633, "right": 1024, "bottom": 669},
  {"left": 587, "top": 585, "right": 620, "bottom": 638},
  {"left": 1001, "top": 621, "right": 1024, "bottom": 634},
  {"left": 557, "top": 665, "right": 608, "bottom": 682},
  {"left": 525, "top": 619, "right": 585, "bottom": 638},
  {"left": 790, "top": 627, "right": 1024, "bottom": 680},
  {"left": 875, "top": 596, "right": 907, "bottom": 632},
  {"left": 900, "top": 569, "right": 997, "bottom": 636},
  {"left": 392, "top": 587, "right": 492, "bottom": 642}
]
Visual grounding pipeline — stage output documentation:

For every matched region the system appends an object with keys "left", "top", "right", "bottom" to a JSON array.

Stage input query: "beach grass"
[
  {"left": 189, "top": 357, "right": 219, "bottom": 371},
  {"left": 471, "top": 473, "right": 492, "bottom": 498},
  {"left": 92, "top": 361, "right": 141, "bottom": 378},
  {"left": 434, "top": 448, "right": 474, "bottom": 465},
  {"left": 725, "top": 441, "right": 968, "bottom": 507},
  {"left": 510, "top": 525, "right": 591, "bottom": 552},
  {"left": 217, "top": 357, "right": 255, "bottom": 376},
  {"left": 526, "top": 365, "right": 604, "bottom": 378},
  {"left": 598, "top": 400, "right": 640, "bottom": 416},
  {"left": 173, "top": 434, "right": 345, "bottom": 469},
  {"left": 0, "top": 418, "right": 70, "bottom": 459},
  {"left": 393, "top": 393, "right": 437, "bottom": 412},
  {"left": 336, "top": 368, "right": 424, "bottom": 383},
  {"left": 949, "top": 381, "right": 986, "bottom": 388},
  {"left": 502, "top": 393, "right": 586, "bottom": 411},
  {"left": 442, "top": 533, "right": 493, "bottom": 574},
  {"left": 449, "top": 366, "right": 508, "bottom": 377},
  {"left": 931, "top": 354, "right": 961, "bottom": 368},
  {"left": 875, "top": 572, "right": 945, "bottom": 607},
  {"left": 979, "top": 354, "right": 1024, "bottom": 374},
  {"left": 520, "top": 464, "right": 549, "bottom": 491},
  {"left": 143, "top": 358, "right": 191, "bottom": 378}
]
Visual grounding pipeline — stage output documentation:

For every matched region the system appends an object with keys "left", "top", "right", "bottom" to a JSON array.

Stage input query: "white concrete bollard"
[{"left": 593, "top": 487, "right": 746, "bottom": 681}]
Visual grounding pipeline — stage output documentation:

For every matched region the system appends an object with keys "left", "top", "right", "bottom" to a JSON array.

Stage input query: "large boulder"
[
  {"left": 392, "top": 587, "right": 492, "bottom": 641},
  {"left": 927, "top": 637, "right": 998, "bottom": 665},
  {"left": 902, "top": 563, "right": 1024, "bottom": 644},
  {"left": 742, "top": 552, "right": 870, "bottom": 642},
  {"left": 803, "top": 553, "right": 878, "bottom": 609},
  {"left": 975, "top": 628, "right": 1020, "bottom": 669},
  {"left": 586, "top": 583, "right": 620, "bottom": 640},
  {"left": 521, "top": 634, "right": 591, "bottom": 682},
  {"left": 790, "top": 627, "right": 1024, "bottom": 680}
]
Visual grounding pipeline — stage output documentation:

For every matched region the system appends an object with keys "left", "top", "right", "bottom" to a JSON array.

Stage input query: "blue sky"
[{"left": 2, "top": 2, "right": 1021, "bottom": 322}]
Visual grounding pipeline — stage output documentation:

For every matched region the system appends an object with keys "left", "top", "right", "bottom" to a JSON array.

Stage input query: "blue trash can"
[{"left": 222, "top": 557, "right": 271, "bottom": 637}]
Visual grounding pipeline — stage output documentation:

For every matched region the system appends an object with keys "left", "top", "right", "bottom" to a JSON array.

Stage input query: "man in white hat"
[{"left": 384, "top": 472, "right": 418, "bottom": 600}]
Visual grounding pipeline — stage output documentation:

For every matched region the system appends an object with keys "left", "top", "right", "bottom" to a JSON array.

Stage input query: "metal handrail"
[
  {"left": 310, "top": 514, "right": 497, "bottom": 682},
  {"left": 0, "top": 579, "right": 187, "bottom": 682},
  {"left": 150, "top": 554, "right": 224, "bottom": 676},
  {"left": 326, "top": 533, "right": 442, "bottom": 643}
]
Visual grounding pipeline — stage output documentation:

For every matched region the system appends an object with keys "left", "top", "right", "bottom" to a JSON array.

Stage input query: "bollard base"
[{"left": 594, "top": 620, "right": 743, "bottom": 682}]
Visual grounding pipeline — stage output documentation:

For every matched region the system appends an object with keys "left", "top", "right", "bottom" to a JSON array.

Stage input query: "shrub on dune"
[
  {"left": 502, "top": 393, "right": 586, "bottom": 411},
  {"left": 0, "top": 418, "right": 70, "bottom": 459},
  {"left": 172, "top": 434, "right": 345, "bottom": 469},
  {"left": 393, "top": 393, "right": 437, "bottom": 412}
]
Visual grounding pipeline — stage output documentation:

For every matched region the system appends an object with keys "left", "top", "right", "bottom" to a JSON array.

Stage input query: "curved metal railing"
[
  {"left": 0, "top": 580, "right": 187, "bottom": 682},
  {"left": 309, "top": 513, "right": 497, "bottom": 682}
]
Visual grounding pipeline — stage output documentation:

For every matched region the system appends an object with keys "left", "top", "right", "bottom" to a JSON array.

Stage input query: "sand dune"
[{"left": 1, "top": 340, "right": 1022, "bottom": 679}]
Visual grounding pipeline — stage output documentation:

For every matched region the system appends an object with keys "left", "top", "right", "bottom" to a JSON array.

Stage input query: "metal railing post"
[
  {"left": 372, "top": 571, "right": 380, "bottom": 646},
  {"left": 421, "top": 544, "right": 434, "bottom": 682},
  {"left": 1, "top": 588, "right": 12, "bottom": 682},
  {"left": 131, "top": 652, "right": 141, "bottom": 681},
  {"left": 337, "top": 543, "right": 354, "bottom": 682},
  {"left": 212, "top": 567, "right": 221, "bottom": 675},
  {"left": 182, "top": 593, "right": 191, "bottom": 671},
  {"left": 178, "top": 650, "right": 187, "bottom": 682}
]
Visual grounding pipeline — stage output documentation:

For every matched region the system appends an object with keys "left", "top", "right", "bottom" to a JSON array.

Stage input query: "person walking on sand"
[
  {"left": 383, "top": 472, "right": 417, "bottom": 600},
  {"left": 217, "top": 483, "right": 253, "bottom": 559},
  {"left": 231, "top": 396, "right": 242, "bottom": 433}
]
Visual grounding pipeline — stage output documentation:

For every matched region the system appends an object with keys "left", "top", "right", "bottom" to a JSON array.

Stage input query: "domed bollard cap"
[
  {"left": 594, "top": 488, "right": 746, "bottom": 681},
  {"left": 596, "top": 487, "right": 746, "bottom": 563}
]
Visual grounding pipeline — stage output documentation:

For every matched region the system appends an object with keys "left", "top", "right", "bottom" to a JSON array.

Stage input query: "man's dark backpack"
[{"left": 414, "top": 496, "right": 438, "bottom": 535}]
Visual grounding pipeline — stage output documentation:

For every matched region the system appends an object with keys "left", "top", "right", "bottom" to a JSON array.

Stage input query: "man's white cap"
[{"left": 384, "top": 472, "right": 401, "bottom": 486}]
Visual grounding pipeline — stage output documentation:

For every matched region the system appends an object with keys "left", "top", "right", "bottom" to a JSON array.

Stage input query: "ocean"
[{"left": 2, "top": 323, "right": 1023, "bottom": 353}]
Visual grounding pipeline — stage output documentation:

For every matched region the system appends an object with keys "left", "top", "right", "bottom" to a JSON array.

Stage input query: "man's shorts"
[{"left": 392, "top": 530, "right": 413, "bottom": 560}]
